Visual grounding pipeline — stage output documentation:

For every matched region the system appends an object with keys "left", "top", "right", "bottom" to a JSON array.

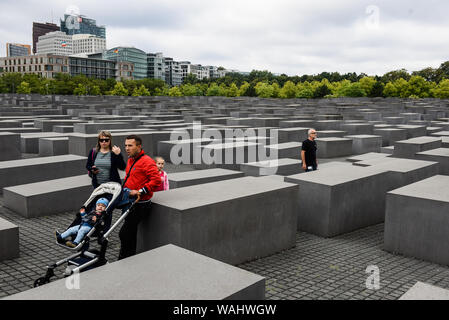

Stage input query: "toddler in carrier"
[{"left": 55, "top": 198, "right": 109, "bottom": 248}]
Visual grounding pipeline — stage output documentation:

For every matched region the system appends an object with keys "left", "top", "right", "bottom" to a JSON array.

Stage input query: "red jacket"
[{"left": 123, "top": 150, "right": 161, "bottom": 201}]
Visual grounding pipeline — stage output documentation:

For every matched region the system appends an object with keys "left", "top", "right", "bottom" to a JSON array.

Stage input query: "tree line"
[{"left": 2, "top": 61, "right": 449, "bottom": 99}]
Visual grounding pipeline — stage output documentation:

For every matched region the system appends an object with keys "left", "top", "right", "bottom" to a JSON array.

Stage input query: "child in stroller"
[
  {"left": 56, "top": 198, "right": 109, "bottom": 248},
  {"left": 34, "top": 182, "right": 140, "bottom": 287}
]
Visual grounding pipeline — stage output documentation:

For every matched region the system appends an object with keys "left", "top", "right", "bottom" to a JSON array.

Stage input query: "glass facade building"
[
  {"left": 147, "top": 52, "right": 165, "bottom": 82},
  {"left": 6, "top": 43, "right": 31, "bottom": 57},
  {"left": 32, "top": 22, "right": 60, "bottom": 54},
  {"left": 104, "top": 47, "right": 147, "bottom": 80},
  {"left": 69, "top": 57, "right": 115, "bottom": 79},
  {"left": 165, "top": 57, "right": 182, "bottom": 86},
  {"left": 60, "top": 15, "right": 106, "bottom": 38}
]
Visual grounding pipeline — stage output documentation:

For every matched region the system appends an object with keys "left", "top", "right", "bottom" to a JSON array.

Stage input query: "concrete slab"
[
  {"left": 346, "top": 152, "right": 391, "bottom": 163},
  {"left": 396, "top": 125, "right": 427, "bottom": 139},
  {"left": 0, "top": 132, "right": 21, "bottom": 161},
  {"left": 352, "top": 157, "right": 439, "bottom": 189},
  {"left": 264, "top": 142, "right": 302, "bottom": 160},
  {"left": 4, "top": 244, "right": 265, "bottom": 300},
  {"left": 373, "top": 128, "right": 407, "bottom": 147},
  {"left": 384, "top": 175, "right": 449, "bottom": 266},
  {"left": 415, "top": 148, "right": 449, "bottom": 174},
  {"left": 399, "top": 282, "right": 449, "bottom": 300},
  {"left": 137, "top": 176, "right": 299, "bottom": 265},
  {"left": 3, "top": 175, "right": 94, "bottom": 218},
  {"left": 393, "top": 136, "right": 442, "bottom": 159},
  {"left": 168, "top": 169, "right": 244, "bottom": 189},
  {"left": 316, "top": 138, "right": 352, "bottom": 158},
  {"left": 0, "top": 155, "right": 87, "bottom": 193},
  {"left": 0, "top": 218, "right": 19, "bottom": 261},
  {"left": 240, "top": 158, "right": 302, "bottom": 176},
  {"left": 315, "top": 130, "right": 347, "bottom": 138},
  {"left": 285, "top": 165, "right": 393, "bottom": 237},
  {"left": 344, "top": 135, "right": 382, "bottom": 155},
  {"left": 340, "top": 123, "right": 374, "bottom": 135},
  {"left": 38, "top": 137, "right": 69, "bottom": 156}
]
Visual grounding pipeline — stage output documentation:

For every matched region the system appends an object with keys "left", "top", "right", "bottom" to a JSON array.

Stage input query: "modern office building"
[
  {"left": 36, "top": 31, "right": 73, "bottom": 56},
  {"left": 191, "top": 64, "right": 210, "bottom": 81},
  {"left": 165, "top": 57, "right": 182, "bottom": 86},
  {"left": 60, "top": 14, "right": 106, "bottom": 38},
  {"left": 0, "top": 54, "right": 69, "bottom": 79},
  {"left": 72, "top": 34, "right": 106, "bottom": 55},
  {"left": 32, "top": 22, "right": 60, "bottom": 54},
  {"left": 180, "top": 61, "right": 211, "bottom": 82},
  {"left": 147, "top": 52, "right": 165, "bottom": 82},
  {"left": 208, "top": 65, "right": 227, "bottom": 78},
  {"left": 103, "top": 47, "right": 147, "bottom": 79},
  {"left": 69, "top": 56, "right": 133, "bottom": 80},
  {"left": 6, "top": 43, "right": 31, "bottom": 57},
  {"left": 0, "top": 54, "right": 133, "bottom": 81},
  {"left": 179, "top": 61, "right": 191, "bottom": 82}
]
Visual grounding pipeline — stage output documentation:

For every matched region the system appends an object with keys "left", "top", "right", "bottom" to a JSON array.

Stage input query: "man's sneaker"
[
  {"left": 55, "top": 231, "right": 64, "bottom": 244},
  {"left": 66, "top": 241, "right": 77, "bottom": 248}
]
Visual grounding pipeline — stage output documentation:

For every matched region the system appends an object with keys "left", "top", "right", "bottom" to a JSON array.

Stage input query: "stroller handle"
[{"left": 102, "top": 191, "right": 142, "bottom": 240}]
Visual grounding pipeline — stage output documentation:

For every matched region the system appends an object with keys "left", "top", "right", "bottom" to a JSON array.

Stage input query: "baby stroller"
[{"left": 34, "top": 182, "right": 140, "bottom": 287}]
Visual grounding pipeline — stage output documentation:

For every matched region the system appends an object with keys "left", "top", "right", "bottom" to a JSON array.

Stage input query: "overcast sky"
[{"left": 1, "top": 0, "right": 448, "bottom": 76}]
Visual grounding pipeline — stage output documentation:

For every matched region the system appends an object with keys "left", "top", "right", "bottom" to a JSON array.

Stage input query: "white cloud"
[{"left": 1, "top": 0, "right": 449, "bottom": 76}]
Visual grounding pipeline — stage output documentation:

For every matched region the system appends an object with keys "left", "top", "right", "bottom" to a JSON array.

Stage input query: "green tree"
[
  {"left": 337, "top": 82, "right": 366, "bottom": 97},
  {"left": 17, "top": 81, "right": 31, "bottom": 94},
  {"left": 89, "top": 85, "right": 102, "bottom": 96},
  {"left": 255, "top": 82, "right": 274, "bottom": 98},
  {"left": 279, "top": 81, "right": 298, "bottom": 99},
  {"left": 432, "top": 79, "right": 449, "bottom": 98},
  {"left": 313, "top": 84, "right": 332, "bottom": 98},
  {"left": 296, "top": 82, "right": 314, "bottom": 98},
  {"left": 383, "top": 82, "right": 398, "bottom": 97},
  {"left": 73, "top": 83, "right": 87, "bottom": 96},
  {"left": 183, "top": 73, "right": 199, "bottom": 84},
  {"left": 404, "top": 75, "right": 434, "bottom": 98},
  {"left": 226, "top": 83, "right": 239, "bottom": 97},
  {"left": 1, "top": 73, "right": 23, "bottom": 93},
  {"left": 359, "top": 77, "right": 376, "bottom": 96},
  {"left": 369, "top": 81, "right": 385, "bottom": 97},
  {"left": 435, "top": 61, "right": 449, "bottom": 83},
  {"left": 238, "top": 81, "right": 251, "bottom": 96},
  {"left": 206, "top": 83, "right": 221, "bottom": 96},
  {"left": 271, "top": 82, "right": 280, "bottom": 98},
  {"left": 381, "top": 69, "right": 411, "bottom": 83},
  {"left": 109, "top": 81, "right": 129, "bottom": 96},
  {"left": 154, "top": 85, "right": 170, "bottom": 96},
  {"left": 412, "top": 67, "right": 438, "bottom": 82},
  {"left": 168, "top": 86, "right": 182, "bottom": 97},
  {"left": 132, "top": 84, "right": 151, "bottom": 96}
]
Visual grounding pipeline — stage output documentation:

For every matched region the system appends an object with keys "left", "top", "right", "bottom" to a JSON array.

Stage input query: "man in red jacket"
[{"left": 118, "top": 135, "right": 161, "bottom": 260}]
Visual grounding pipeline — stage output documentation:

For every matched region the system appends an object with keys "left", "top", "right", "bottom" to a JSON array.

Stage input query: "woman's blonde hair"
[{"left": 96, "top": 130, "right": 112, "bottom": 152}]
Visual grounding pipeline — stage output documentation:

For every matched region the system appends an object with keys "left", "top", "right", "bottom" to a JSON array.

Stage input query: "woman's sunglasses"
[{"left": 99, "top": 139, "right": 110, "bottom": 142}]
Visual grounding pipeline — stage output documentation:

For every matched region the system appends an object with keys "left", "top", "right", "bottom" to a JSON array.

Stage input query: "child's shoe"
[
  {"left": 55, "top": 230, "right": 64, "bottom": 244},
  {"left": 66, "top": 241, "right": 77, "bottom": 248}
]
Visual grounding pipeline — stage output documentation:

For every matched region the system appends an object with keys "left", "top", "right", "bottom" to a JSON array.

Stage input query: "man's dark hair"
[{"left": 126, "top": 135, "right": 142, "bottom": 146}]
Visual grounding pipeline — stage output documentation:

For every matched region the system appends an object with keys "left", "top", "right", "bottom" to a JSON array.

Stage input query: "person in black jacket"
[
  {"left": 86, "top": 130, "right": 126, "bottom": 188},
  {"left": 301, "top": 128, "right": 318, "bottom": 172}
]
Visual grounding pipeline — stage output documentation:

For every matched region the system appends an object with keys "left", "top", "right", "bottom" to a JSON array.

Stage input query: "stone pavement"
[{"left": 2, "top": 159, "right": 449, "bottom": 300}]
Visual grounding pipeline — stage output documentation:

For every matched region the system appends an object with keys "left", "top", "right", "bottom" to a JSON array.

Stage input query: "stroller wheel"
[{"left": 34, "top": 277, "right": 50, "bottom": 287}]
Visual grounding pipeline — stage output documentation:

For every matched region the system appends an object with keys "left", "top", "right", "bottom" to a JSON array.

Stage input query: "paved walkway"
[{"left": 2, "top": 161, "right": 449, "bottom": 299}]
